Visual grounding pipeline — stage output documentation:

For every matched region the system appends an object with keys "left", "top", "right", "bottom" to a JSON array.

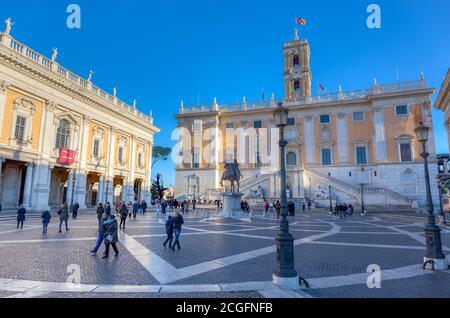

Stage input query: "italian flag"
[{"left": 296, "top": 17, "right": 307, "bottom": 26}]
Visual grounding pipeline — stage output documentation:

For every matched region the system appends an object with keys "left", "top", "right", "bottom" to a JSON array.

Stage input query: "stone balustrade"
[
  {"left": 0, "top": 32, "right": 153, "bottom": 126},
  {"left": 180, "top": 79, "right": 427, "bottom": 114}
]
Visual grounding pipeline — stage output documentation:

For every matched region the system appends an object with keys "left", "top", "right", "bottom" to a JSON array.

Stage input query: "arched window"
[
  {"left": 287, "top": 152, "right": 297, "bottom": 166},
  {"left": 55, "top": 119, "right": 70, "bottom": 149},
  {"left": 293, "top": 55, "right": 300, "bottom": 66},
  {"left": 294, "top": 80, "right": 301, "bottom": 96}
]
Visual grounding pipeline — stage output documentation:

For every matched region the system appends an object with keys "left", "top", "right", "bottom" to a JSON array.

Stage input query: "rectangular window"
[
  {"left": 93, "top": 139, "right": 100, "bottom": 158},
  {"left": 118, "top": 147, "right": 124, "bottom": 163},
  {"left": 15, "top": 116, "right": 26, "bottom": 140},
  {"left": 353, "top": 112, "right": 365, "bottom": 121},
  {"left": 320, "top": 115, "right": 330, "bottom": 124},
  {"left": 193, "top": 153, "right": 200, "bottom": 168},
  {"left": 287, "top": 118, "right": 296, "bottom": 126},
  {"left": 138, "top": 152, "right": 143, "bottom": 167},
  {"left": 226, "top": 123, "right": 235, "bottom": 129},
  {"left": 400, "top": 143, "right": 412, "bottom": 162},
  {"left": 356, "top": 147, "right": 367, "bottom": 164},
  {"left": 321, "top": 148, "right": 332, "bottom": 165},
  {"left": 254, "top": 121, "right": 262, "bottom": 129},
  {"left": 396, "top": 105, "right": 408, "bottom": 116}
]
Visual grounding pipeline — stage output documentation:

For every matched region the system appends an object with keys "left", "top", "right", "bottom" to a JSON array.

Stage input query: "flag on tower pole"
[
  {"left": 296, "top": 17, "right": 307, "bottom": 26},
  {"left": 318, "top": 82, "right": 325, "bottom": 91}
]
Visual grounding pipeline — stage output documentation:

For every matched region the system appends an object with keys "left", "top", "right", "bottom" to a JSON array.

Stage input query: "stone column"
[
  {"left": 0, "top": 81, "right": 10, "bottom": 138},
  {"left": 126, "top": 136, "right": 137, "bottom": 202},
  {"left": 65, "top": 169, "right": 73, "bottom": 206},
  {"left": 144, "top": 139, "right": 153, "bottom": 203},
  {"left": 22, "top": 163, "right": 35, "bottom": 209},
  {"left": 73, "top": 115, "right": 91, "bottom": 209},
  {"left": 0, "top": 157, "right": 4, "bottom": 204},
  {"left": 98, "top": 175, "right": 105, "bottom": 204}
]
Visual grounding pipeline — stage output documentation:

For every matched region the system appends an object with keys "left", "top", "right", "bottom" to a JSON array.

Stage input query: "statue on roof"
[
  {"left": 51, "top": 48, "right": 58, "bottom": 62},
  {"left": 4, "top": 18, "right": 14, "bottom": 35},
  {"left": 87, "top": 70, "right": 94, "bottom": 82}
]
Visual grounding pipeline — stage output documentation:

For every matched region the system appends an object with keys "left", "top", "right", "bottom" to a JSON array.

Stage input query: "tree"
[
  {"left": 151, "top": 174, "right": 168, "bottom": 201},
  {"left": 152, "top": 146, "right": 172, "bottom": 168}
]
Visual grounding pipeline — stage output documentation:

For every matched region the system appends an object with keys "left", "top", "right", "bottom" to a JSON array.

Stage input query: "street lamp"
[
  {"left": 415, "top": 122, "right": 447, "bottom": 270},
  {"left": 272, "top": 102, "right": 299, "bottom": 289},
  {"left": 70, "top": 173, "right": 76, "bottom": 214},
  {"left": 329, "top": 185, "right": 333, "bottom": 214},
  {"left": 105, "top": 180, "right": 110, "bottom": 204},
  {"left": 437, "top": 181, "right": 447, "bottom": 225},
  {"left": 192, "top": 184, "right": 197, "bottom": 211},
  {"left": 360, "top": 167, "right": 366, "bottom": 215}
]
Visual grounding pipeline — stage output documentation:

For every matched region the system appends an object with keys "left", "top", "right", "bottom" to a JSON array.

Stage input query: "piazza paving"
[{"left": 0, "top": 208, "right": 449, "bottom": 298}]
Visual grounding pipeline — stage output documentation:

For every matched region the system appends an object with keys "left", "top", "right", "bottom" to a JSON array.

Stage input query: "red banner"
[{"left": 58, "top": 148, "right": 77, "bottom": 165}]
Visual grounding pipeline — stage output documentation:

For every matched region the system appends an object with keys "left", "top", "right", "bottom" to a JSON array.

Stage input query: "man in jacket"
[
  {"left": 119, "top": 203, "right": 128, "bottom": 229},
  {"left": 171, "top": 211, "right": 184, "bottom": 251},
  {"left": 90, "top": 213, "right": 107, "bottom": 255},
  {"left": 58, "top": 203, "right": 70, "bottom": 233},
  {"left": 72, "top": 202, "right": 80, "bottom": 219},
  {"left": 103, "top": 214, "right": 119, "bottom": 259}
]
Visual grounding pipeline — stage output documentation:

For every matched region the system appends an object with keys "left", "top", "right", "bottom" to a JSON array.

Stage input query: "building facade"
[
  {"left": 435, "top": 68, "right": 450, "bottom": 150},
  {"left": 0, "top": 28, "right": 159, "bottom": 211},
  {"left": 174, "top": 31, "right": 439, "bottom": 208}
]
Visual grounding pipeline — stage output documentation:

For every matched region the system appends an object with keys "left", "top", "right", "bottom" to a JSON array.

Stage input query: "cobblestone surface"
[{"left": 0, "top": 209, "right": 449, "bottom": 298}]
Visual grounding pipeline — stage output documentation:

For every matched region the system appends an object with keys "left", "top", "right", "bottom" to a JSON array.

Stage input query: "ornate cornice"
[
  {"left": 0, "top": 80, "right": 10, "bottom": 93},
  {"left": 0, "top": 46, "right": 158, "bottom": 134}
]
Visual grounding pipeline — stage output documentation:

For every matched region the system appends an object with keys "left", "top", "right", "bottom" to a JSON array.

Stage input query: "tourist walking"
[
  {"left": 102, "top": 215, "right": 119, "bottom": 259},
  {"left": 348, "top": 204, "right": 354, "bottom": 216},
  {"left": 58, "top": 203, "right": 70, "bottom": 233},
  {"left": 16, "top": 205, "right": 26, "bottom": 229},
  {"left": 274, "top": 201, "right": 281, "bottom": 220},
  {"left": 142, "top": 200, "right": 148, "bottom": 215},
  {"left": 172, "top": 210, "right": 184, "bottom": 251},
  {"left": 105, "top": 202, "right": 111, "bottom": 217},
  {"left": 163, "top": 215, "right": 174, "bottom": 248},
  {"left": 162, "top": 200, "right": 168, "bottom": 215},
  {"left": 72, "top": 202, "right": 80, "bottom": 219},
  {"left": 96, "top": 203, "right": 104, "bottom": 223},
  {"left": 302, "top": 202, "right": 306, "bottom": 213},
  {"left": 41, "top": 210, "right": 51, "bottom": 234},
  {"left": 132, "top": 201, "right": 139, "bottom": 219},
  {"left": 119, "top": 202, "right": 128, "bottom": 230},
  {"left": 307, "top": 200, "right": 312, "bottom": 211},
  {"left": 90, "top": 212, "right": 107, "bottom": 255},
  {"left": 127, "top": 201, "right": 133, "bottom": 219},
  {"left": 264, "top": 200, "right": 269, "bottom": 216}
]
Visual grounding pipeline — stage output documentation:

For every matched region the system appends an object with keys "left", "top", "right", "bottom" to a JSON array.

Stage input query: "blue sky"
[{"left": 1, "top": 0, "right": 449, "bottom": 186}]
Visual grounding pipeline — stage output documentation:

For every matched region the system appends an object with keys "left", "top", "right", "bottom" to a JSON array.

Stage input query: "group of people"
[
  {"left": 16, "top": 202, "right": 80, "bottom": 234},
  {"left": 333, "top": 203, "right": 355, "bottom": 219}
]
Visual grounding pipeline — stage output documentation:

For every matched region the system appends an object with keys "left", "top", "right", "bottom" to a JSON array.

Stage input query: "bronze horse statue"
[{"left": 220, "top": 160, "right": 243, "bottom": 192}]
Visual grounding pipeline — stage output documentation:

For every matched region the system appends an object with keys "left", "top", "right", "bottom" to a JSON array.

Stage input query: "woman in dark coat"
[
  {"left": 17, "top": 205, "right": 26, "bottom": 229},
  {"left": 103, "top": 214, "right": 119, "bottom": 259}
]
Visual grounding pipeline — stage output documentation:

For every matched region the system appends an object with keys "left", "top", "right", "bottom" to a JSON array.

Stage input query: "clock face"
[{"left": 290, "top": 66, "right": 301, "bottom": 79}]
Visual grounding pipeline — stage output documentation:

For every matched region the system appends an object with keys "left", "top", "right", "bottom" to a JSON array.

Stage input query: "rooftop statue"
[{"left": 4, "top": 18, "right": 14, "bottom": 35}]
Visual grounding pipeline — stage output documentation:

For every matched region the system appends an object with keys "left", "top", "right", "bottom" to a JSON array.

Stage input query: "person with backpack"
[
  {"left": 119, "top": 202, "right": 128, "bottom": 230},
  {"left": 163, "top": 215, "right": 174, "bottom": 248},
  {"left": 72, "top": 202, "right": 80, "bottom": 219},
  {"left": 102, "top": 214, "right": 119, "bottom": 259},
  {"left": 16, "top": 205, "right": 26, "bottom": 229},
  {"left": 132, "top": 201, "right": 139, "bottom": 219},
  {"left": 172, "top": 210, "right": 184, "bottom": 251},
  {"left": 58, "top": 202, "right": 70, "bottom": 233},
  {"left": 41, "top": 210, "right": 51, "bottom": 235}
]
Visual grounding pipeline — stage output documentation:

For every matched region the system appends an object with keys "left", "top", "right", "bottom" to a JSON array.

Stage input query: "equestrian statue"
[{"left": 220, "top": 159, "right": 243, "bottom": 193}]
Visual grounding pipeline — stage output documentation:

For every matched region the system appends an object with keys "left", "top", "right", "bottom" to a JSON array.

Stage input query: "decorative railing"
[
  {"left": 180, "top": 79, "right": 427, "bottom": 114},
  {"left": 0, "top": 32, "right": 153, "bottom": 125},
  {"left": 305, "top": 168, "right": 414, "bottom": 204}
]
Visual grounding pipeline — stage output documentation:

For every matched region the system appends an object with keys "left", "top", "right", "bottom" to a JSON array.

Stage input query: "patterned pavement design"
[{"left": 0, "top": 208, "right": 449, "bottom": 298}]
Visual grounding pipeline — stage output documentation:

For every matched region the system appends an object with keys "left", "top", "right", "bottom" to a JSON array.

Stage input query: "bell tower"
[{"left": 283, "top": 29, "right": 312, "bottom": 98}]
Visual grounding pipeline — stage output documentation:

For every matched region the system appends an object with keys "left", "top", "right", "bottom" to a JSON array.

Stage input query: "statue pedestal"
[{"left": 221, "top": 192, "right": 244, "bottom": 218}]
